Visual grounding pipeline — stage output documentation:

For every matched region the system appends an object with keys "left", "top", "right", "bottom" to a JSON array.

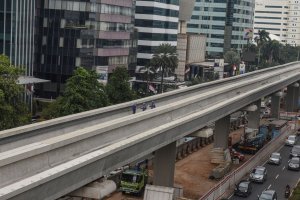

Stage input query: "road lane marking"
[
  {"left": 267, "top": 184, "right": 272, "bottom": 189},
  {"left": 275, "top": 174, "right": 279, "bottom": 179},
  {"left": 282, "top": 166, "right": 285, "bottom": 170}
]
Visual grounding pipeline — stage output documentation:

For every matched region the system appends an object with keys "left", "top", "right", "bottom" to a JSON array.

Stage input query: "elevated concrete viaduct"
[{"left": 0, "top": 62, "right": 300, "bottom": 200}]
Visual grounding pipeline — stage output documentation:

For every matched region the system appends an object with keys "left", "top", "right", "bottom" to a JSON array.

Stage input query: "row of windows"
[
  {"left": 256, "top": 11, "right": 288, "bottom": 14},
  {"left": 138, "top": 32, "right": 177, "bottom": 41},
  {"left": 135, "top": 6, "right": 179, "bottom": 17},
  {"left": 195, "top": 0, "right": 252, "bottom": 7},
  {"left": 45, "top": 0, "right": 133, "bottom": 16},
  {"left": 135, "top": 19, "right": 178, "bottom": 29},
  {"left": 141, "top": 0, "right": 179, "bottom": 5}
]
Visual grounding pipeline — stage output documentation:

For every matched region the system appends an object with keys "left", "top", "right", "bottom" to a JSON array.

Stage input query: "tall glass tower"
[
  {"left": 34, "top": 0, "right": 137, "bottom": 98},
  {"left": 0, "top": 0, "right": 35, "bottom": 76},
  {"left": 188, "top": 0, "right": 255, "bottom": 57}
]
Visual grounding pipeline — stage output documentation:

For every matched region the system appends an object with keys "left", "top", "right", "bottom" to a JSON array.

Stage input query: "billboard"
[
  {"left": 95, "top": 66, "right": 108, "bottom": 85},
  {"left": 244, "top": 28, "right": 253, "bottom": 39}
]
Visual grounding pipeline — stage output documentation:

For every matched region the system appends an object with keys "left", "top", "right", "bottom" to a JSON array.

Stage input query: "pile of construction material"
[
  {"left": 210, "top": 148, "right": 232, "bottom": 179},
  {"left": 211, "top": 148, "right": 226, "bottom": 164}
]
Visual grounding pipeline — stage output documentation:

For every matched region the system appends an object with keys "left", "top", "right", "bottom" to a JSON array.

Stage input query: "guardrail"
[{"left": 200, "top": 125, "right": 294, "bottom": 200}]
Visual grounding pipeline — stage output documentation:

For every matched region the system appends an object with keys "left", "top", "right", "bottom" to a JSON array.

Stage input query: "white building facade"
[
  {"left": 254, "top": 0, "right": 300, "bottom": 46},
  {"left": 135, "top": 0, "right": 180, "bottom": 70}
]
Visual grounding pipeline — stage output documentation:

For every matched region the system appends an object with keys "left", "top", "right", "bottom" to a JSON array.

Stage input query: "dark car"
[
  {"left": 257, "top": 190, "right": 277, "bottom": 200},
  {"left": 250, "top": 166, "right": 267, "bottom": 183},
  {"left": 290, "top": 145, "right": 300, "bottom": 158},
  {"left": 288, "top": 157, "right": 300, "bottom": 171},
  {"left": 234, "top": 180, "right": 252, "bottom": 197}
]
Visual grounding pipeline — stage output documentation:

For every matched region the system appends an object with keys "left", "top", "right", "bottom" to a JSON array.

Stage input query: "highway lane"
[{"left": 229, "top": 138, "right": 300, "bottom": 200}]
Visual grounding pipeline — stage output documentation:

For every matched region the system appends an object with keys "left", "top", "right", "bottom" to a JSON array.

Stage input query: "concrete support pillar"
[
  {"left": 214, "top": 115, "right": 230, "bottom": 149},
  {"left": 271, "top": 92, "right": 282, "bottom": 119},
  {"left": 153, "top": 142, "right": 176, "bottom": 187},
  {"left": 248, "top": 99, "right": 261, "bottom": 129},
  {"left": 286, "top": 83, "right": 299, "bottom": 112}
]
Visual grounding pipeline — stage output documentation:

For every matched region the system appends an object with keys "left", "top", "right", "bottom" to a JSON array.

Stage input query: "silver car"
[
  {"left": 268, "top": 152, "right": 281, "bottom": 165},
  {"left": 250, "top": 166, "right": 267, "bottom": 183},
  {"left": 286, "top": 135, "right": 297, "bottom": 146}
]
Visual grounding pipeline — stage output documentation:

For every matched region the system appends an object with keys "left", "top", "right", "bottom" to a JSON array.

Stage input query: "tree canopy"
[
  {"left": 0, "top": 55, "right": 30, "bottom": 130},
  {"left": 106, "top": 66, "right": 136, "bottom": 104},
  {"left": 150, "top": 43, "right": 178, "bottom": 93},
  {"left": 43, "top": 67, "right": 109, "bottom": 118},
  {"left": 224, "top": 50, "right": 241, "bottom": 66}
]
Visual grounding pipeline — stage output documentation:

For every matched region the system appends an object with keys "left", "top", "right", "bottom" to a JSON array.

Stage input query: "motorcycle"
[{"left": 285, "top": 186, "right": 290, "bottom": 198}]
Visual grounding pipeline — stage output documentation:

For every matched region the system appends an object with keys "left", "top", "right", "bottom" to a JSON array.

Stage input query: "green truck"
[{"left": 120, "top": 160, "right": 148, "bottom": 196}]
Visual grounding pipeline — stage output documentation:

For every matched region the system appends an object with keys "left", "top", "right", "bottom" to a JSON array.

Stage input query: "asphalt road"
[{"left": 229, "top": 138, "right": 300, "bottom": 200}]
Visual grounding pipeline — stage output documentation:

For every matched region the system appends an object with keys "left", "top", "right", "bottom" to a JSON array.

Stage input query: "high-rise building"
[
  {"left": 135, "top": 0, "right": 180, "bottom": 70},
  {"left": 0, "top": 0, "right": 36, "bottom": 76},
  {"left": 187, "top": 0, "right": 255, "bottom": 57},
  {"left": 254, "top": 0, "right": 300, "bottom": 46},
  {"left": 34, "top": 0, "right": 137, "bottom": 98}
]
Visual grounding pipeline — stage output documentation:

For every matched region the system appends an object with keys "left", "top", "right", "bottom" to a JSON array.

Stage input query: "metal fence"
[{"left": 200, "top": 125, "right": 293, "bottom": 200}]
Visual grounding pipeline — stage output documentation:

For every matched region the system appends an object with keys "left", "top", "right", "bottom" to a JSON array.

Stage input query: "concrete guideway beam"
[
  {"left": 1, "top": 67, "right": 297, "bottom": 188},
  {"left": 153, "top": 142, "right": 177, "bottom": 187},
  {"left": 0, "top": 66, "right": 295, "bottom": 186},
  {"left": 0, "top": 71, "right": 300, "bottom": 200},
  {"left": 214, "top": 115, "right": 230, "bottom": 149},
  {"left": 247, "top": 99, "right": 261, "bottom": 130},
  {"left": 1, "top": 63, "right": 300, "bottom": 153}
]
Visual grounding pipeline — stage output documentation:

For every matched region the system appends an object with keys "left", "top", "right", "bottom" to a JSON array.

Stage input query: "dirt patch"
[{"left": 107, "top": 128, "right": 249, "bottom": 200}]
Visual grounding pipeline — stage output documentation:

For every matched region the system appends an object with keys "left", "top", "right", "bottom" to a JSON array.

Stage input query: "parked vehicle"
[
  {"left": 120, "top": 160, "right": 148, "bottom": 196},
  {"left": 230, "top": 147, "right": 245, "bottom": 161},
  {"left": 238, "top": 128, "right": 266, "bottom": 154},
  {"left": 288, "top": 157, "right": 300, "bottom": 171},
  {"left": 250, "top": 166, "right": 267, "bottom": 183},
  {"left": 234, "top": 180, "right": 252, "bottom": 197},
  {"left": 268, "top": 152, "right": 282, "bottom": 165},
  {"left": 285, "top": 135, "right": 297, "bottom": 146},
  {"left": 257, "top": 190, "right": 277, "bottom": 200},
  {"left": 290, "top": 145, "right": 300, "bottom": 158}
]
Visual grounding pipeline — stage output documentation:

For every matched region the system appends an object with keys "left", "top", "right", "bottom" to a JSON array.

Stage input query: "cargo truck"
[{"left": 120, "top": 160, "right": 148, "bottom": 196}]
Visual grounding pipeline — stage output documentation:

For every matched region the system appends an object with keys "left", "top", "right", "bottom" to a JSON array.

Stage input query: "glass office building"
[
  {"left": 188, "top": 0, "right": 255, "bottom": 57},
  {"left": 34, "top": 0, "right": 137, "bottom": 98},
  {"left": 135, "top": 0, "right": 180, "bottom": 70},
  {"left": 0, "top": 0, "right": 35, "bottom": 76}
]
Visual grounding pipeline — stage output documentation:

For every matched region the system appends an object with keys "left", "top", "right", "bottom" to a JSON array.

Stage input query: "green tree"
[
  {"left": 150, "top": 43, "right": 178, "bottom": 93},
  {"left": 106, "top": 66, "right": 136, "bottom": 104},
  {"left": 137, "top": 63, "right": 156, "bottom": 97},
  {"left": 43, "top": 67, "right": 109, "bottom": 118},
  {"left": 0, "top": 55, "right": 30, "bottom": 130},
  {"left": 224, "top": 50, "right": 241, "bottom": 66},
  {"left": 261, "top": 40, "right": 281, "bottom": 63},
  {"left": 254, "top": 30, "right": 271, "bottom": 66}
]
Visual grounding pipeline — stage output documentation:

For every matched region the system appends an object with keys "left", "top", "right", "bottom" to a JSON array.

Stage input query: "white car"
[{"left": 286, "top": 135, "right": 297, "bottom": 146}]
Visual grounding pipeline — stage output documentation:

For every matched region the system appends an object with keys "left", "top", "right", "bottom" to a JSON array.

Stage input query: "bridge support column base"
[
  {"left": 271, "top": 93, "right": 281, "bottom": 119},
  {"left": 248, "top": 99, "right": 261, "bottom": 129},
  {"left": 214, "top": 115, "right": 230, "bottom": 149},
  {"left": 286, "top": 84, "right": 299, "bottom": 112},
  {"left": 153, "top": 142, "right": 176, "bottom": 187}
]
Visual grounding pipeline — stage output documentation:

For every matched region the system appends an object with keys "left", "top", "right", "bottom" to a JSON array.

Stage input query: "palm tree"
[
  {"left": 150, "top": 43, "right": 178, "bottom": 93},
  {"left": 254, "top": 30, "right": 271, "bottom": 66},
  {"left": 138, "top": 63, "right": 156, "bottom": 95},
  {"left": 261, "top": 40, "right": 281, "bottom": 63}
]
